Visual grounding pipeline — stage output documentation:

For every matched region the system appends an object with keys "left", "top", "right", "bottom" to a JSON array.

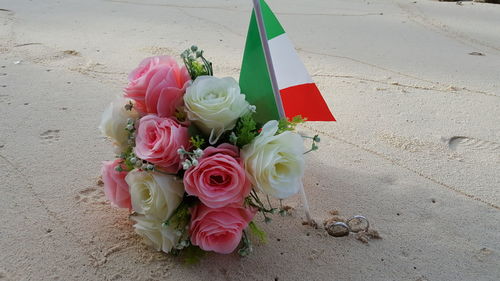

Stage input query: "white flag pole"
[
  {"left": 251, "top": 0, "right": 285, "bottom": 118},
  {"left": 251, "top": 0, "right": 313, "bottom": 224}
]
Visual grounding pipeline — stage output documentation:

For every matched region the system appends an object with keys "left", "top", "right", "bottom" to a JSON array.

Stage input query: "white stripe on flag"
[{"left": 268, "top": 33, "right": 313, "bottom": 90}]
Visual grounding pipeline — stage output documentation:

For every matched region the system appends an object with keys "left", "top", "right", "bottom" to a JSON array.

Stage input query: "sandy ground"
[{"left": 0, "top": 0, "right": 499, "bottom": 280}]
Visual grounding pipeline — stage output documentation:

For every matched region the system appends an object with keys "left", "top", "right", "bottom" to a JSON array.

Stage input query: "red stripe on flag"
[{"left": 280, "top": 83, "right": 335, "bottom": 121}]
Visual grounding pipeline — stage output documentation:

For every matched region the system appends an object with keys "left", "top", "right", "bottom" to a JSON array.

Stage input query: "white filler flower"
[
  {"left": 241, "top": 120, "right": 305, "bottom": 199},
  {"left": 183, "top": 76, "right": 250, "bottom": 144}
]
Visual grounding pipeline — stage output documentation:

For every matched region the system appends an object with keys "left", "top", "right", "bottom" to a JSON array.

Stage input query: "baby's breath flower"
[
  {"left": 193, "top": 148, "right": 204, "bottom": 158},
  {"left": 182, "top": 160, "right": 192, "bottom": 170}
]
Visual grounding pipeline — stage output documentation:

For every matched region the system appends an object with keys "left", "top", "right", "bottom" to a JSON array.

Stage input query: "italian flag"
[{"left": 240, "top": 0, "right": 335, "bottom": 124}]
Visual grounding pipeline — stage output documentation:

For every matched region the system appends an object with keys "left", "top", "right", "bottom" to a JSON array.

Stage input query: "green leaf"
[
  {"left": 191, "top": 61, "right": 206, "bottom": 77},
  {"left": 189, "top": 135, "right": 205, "bottom": 149},
  {"left": 277, "top": 115, "right": 306, "bottom": 134},
  {"left": 163, "top": 200, "right": 191, "bottom": 231},
  {"left": 121, "top": 147, "right": 136, "bottom": 171},
  {"left": 234, "top": 113, "right": 258, "bottom": 147},
  {"left": 248, "top": 221, "right": 267, "bottom": 243}
]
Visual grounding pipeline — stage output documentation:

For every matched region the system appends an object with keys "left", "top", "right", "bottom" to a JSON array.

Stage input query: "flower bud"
[
  {"left": 194, "top": 148, "right": 203, "bottom": 158},
  {"left": 182, "top": 160, "right": 191, "bottom": 170}
]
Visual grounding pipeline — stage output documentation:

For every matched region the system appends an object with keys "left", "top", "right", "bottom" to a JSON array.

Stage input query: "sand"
[{"left": 0, "top": 0, "right": 499, "bottom": 280}]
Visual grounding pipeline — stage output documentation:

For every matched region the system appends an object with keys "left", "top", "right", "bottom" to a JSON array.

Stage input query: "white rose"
[
  {"left": 125, "top": 169, "right": 184, "bottom": 221},
  {"left": 241, "top": 120, "right": 305, "bottom": 199},
  {"left": 132, "top": 215, "right": 182, "bottom": 253},
  {"left": 184, "top": 76, "right": 250, "bottom": 144},
  {"left": 99, "top": 97, "right": 139, "bottom": 153}
]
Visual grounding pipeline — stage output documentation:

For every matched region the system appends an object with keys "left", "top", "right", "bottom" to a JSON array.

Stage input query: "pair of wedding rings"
[{"left": 326, "top": 215, "right": 370, "bottom": 237}]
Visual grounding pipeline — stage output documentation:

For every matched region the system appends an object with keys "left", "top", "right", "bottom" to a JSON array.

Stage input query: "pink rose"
[
  {"left": 134, "top": 115, "right": 190, "bottom": 173},
  {"left": 184, "top": 144, "right": 251, "bottom": 208},
  {"left": 189, "top": 204, "right": 256, "bottom": 254},
  {"left": 124, "top": 56, "right": 190, "bottom": 117},
  {"left": 101, "top": 159, "right": 131, "bottom": 209}
]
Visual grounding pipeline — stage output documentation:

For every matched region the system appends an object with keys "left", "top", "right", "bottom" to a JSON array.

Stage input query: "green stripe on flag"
[
  {"left": 240, "top": 0, "right": 335, "bottom": 124},
  {"left": 260, "top": 0, "right": 285, "bottom": 40},
  {"left": 239, "top": 10, "right": 280, "bottom": 124}
]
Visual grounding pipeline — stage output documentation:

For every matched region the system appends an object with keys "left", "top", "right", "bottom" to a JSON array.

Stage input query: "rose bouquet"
[
  {"left": 99, "top": 0, "right": 337, "bottom": 259},
  {"left": 99, "top": 47, "right": 322, "bottom": 257}
]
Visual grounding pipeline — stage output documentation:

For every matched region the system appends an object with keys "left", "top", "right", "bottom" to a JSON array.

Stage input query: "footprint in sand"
[
  {"left": 448, "top": 136, "right": 500, "bottom": 153},
  {"left": 75, "top": 187, "right": 105, "bottom": 204},
  {"left": 31, "top": 50, "right": 81, "bottom": 64},
  {"left": 473, "top": 247, "right": 494, "bottom": 262},
  {"left": 40, "top": 129, "right": 61, "bottom": 144},
  {"left": 446, "top": 136, "right": 500, "bottom": 161}
]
